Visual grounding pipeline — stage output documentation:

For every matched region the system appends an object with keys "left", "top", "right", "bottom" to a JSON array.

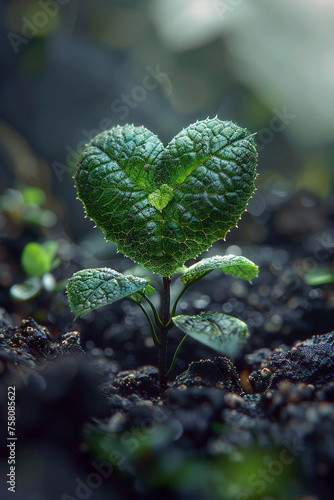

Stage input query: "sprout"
[{"left": 67, "top": 118, "right": 258, "bottom": 395}]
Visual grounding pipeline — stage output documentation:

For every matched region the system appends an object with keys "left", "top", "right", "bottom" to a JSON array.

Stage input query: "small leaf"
[
  {"left": 41, "top": 241, "right": 58, "bottom": 262},
  {"left": 66, "top": 268, "right": 148, "bottom": 318},
  {"left": 305, "top": 268, "right": 334, "bottom": 286},
  {"left": 129, "top": 284, "right": 156, "bottom": 303},
  {"left": 148, "top": 184, "right": 173, "bottom": 211},
  {"left": 180, "top": 255, "right": 259, "bottom": 285},
  {"left": 21, "top": 242, "right": 53, "bottom": 277},
  {"left": 50, "top": 257, "right": 61, "bottom": 271},
  {"left": 10, "top": 277, "right": 42, "bottom": 301},
  {"left": 173, "top": 311, "right": 249, "bottom": 360},
  {"left": 22, "top": 187, "right": 46, "bottom": 206},
  {"left": 143, "top": 284, "right": 156, "bottom": 295},
  {"left": 41, "top": 272, "right": 56, "bottom": 291},
  {"left": 175, "top": 264, "right": 189, "bottom": 274},
  {"left": 23, "top": 207, "right": 57, "bottom": 228}
]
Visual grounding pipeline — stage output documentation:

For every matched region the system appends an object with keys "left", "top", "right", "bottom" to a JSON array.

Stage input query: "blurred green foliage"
[
  {"left": 21, "top": 241, "right": 58, "bottom": 277},
  {"left": 87, "top": 422, "right": 304, "bottom": 500},
  {"left": 305, "top": 267, "right": 334, "bottom": 286},
  {"left": 0, "top": 187, "right": 57, "bottom": 228},
  {"left": 10, "top": 240, "right": 64, "bottom": 301}
]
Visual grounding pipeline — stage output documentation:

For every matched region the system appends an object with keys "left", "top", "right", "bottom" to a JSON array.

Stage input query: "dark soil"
[
  {"left": 1, "top": 315, "right": 334, "bottom": 500},
  {"left": 1, "top": 188, "right": 334, "bottom": 500}
]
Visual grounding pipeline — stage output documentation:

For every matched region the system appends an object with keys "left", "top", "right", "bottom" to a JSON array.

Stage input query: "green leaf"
[
  {"left": 41, "top": 272, "right": 56, "bottom": 292},
  {"left": 173, "top": 311, "right": 249, "bottom": 360},
  {"left": 305, "top": 268, "right": 334, "bottom": 286},
  {"left": 175, "top": 265, "right": 189, "bottom": 274},
  {"left": 10, "top": 277, "right": 42, "bottom": 301},
  {"left": 143, "top": 284, "right": 156, "bottom": 295},
  {"left": 180, "top": 254, "right": 259, "bottom": 285},
  {"left": 21, "top": 242, "right": 54, "bottom": 277},
  {"left": 50, "top": 257, "right": 61, "bottom": 271},
  {"left": 41, "top": 241, "right": 58, "bottom": 262},
  {"left": 75, "top": 118, "right": 257, "bottom": 276},
  {"left": 22, "top": 187, "right": 46, "bottom": 206},
  {"left": 129, "top": 284, "right": 156, "bottom": 303},
  {"left": 148, "top": 184, "right": 173, "bottom": 211},
  {"left": 66, "top": 268, "right": 148, "bottom": 317},
  {"left": 23, "top": 207, "right": 57, "bottom": 227}
]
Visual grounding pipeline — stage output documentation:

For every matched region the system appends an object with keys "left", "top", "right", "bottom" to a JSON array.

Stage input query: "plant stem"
[
  {"left": 137, "top": 302, "right": 161, "bottom": 347},
  {"left": 166, "top": 283, "right": 190, "bottom": 327},
  {"left": 158, "top": 276, "right": 171, "bottom": 395},
  {"left": 127, "top": 297, "right": 161, "bottom": 346},
  {"left": 165, "top": 334, "right": 188, "bottom": 378},
  {"left": 140, "top": 293, "right": 164, "bottom": 328}
]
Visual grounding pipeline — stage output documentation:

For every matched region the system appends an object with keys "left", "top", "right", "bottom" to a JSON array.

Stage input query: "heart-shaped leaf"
[
  {"left": 66, "top": 268, "right": 148, "bottom": 318},
  {"left": 180, "top": 254, "right": 259, "bottom": 286},
  {"left": 75, "top": 118, "right": 257, "bottom": 276},
  {"left": 173, "top": 311, "right": 249, "bottom": 360}
]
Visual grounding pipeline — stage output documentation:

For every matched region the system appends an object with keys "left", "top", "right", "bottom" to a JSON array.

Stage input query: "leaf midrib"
[{"left": 95, "top": 132, "right": 253, "bottom": 204}]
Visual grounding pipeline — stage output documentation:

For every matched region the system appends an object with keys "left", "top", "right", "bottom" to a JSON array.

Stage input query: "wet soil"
[{"left": 0, "top": 315, "right": 334, "bottom": 500}]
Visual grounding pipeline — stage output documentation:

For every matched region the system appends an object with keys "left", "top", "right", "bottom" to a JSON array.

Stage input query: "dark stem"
[{"left": 158, "top": 276, "right": 171, "bottom": 395}]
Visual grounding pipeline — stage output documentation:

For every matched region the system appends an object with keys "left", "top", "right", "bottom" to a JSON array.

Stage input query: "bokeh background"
[{"left": 1, "top": 0, "right": 334, "bottom": 357}]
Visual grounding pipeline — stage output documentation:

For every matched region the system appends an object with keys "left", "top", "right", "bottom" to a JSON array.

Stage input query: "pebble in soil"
[
  {"left": 171, "top": 356, "right": 245, "bottom": 395},
  {"left": 0, "top": 317, "right": 84, "bottom": 386},
  {"left": 249, "top": 331, "right": 334, "bottom": 393},
  {"left": 107, "top": 365, "right": 160, "bottom": 399}
]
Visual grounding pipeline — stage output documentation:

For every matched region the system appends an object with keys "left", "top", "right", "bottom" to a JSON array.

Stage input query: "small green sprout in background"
[
  {"left": 0, "top": 186, "right": 57, "bottom": 228},
  {"left": 10, "top": 240, "right": 64, "bottom": 301},
  {"left": 305, "top": 266, "right": 334, "bottom": 286},
  {"left": 66, "top": 118, "right": 258, "bottom": 394}
]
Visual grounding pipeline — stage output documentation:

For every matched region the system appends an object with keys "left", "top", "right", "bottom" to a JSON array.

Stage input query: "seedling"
[
  {"left": 10, "top": 241, "right": 63, "bottom": 301},
  {"left": 66, "top": 118, "right": 258, "bottom": 394},
  {"left": 0, "top": 186, "right": 57, "bottom": 228}
]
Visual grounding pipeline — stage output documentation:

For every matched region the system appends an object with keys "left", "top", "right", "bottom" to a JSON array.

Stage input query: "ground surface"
[
  {"left": 0, "top": 188, "right": 334, "bottom": 499},
  {"left": 0, "top": 314, "right": 334, "bottom": 500}
]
